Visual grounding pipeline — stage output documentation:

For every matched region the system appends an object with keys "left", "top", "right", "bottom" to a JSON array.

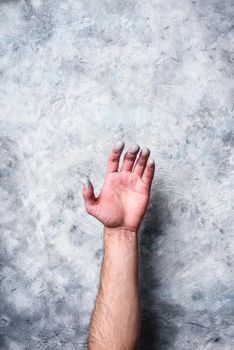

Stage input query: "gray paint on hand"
[{"left": 0, "top": 0, "right": 233, "bottom": 349}]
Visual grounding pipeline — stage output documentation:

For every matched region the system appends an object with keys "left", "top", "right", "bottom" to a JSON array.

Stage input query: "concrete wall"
[{"left": 0, "top": 0, "right": 233, "bottom": 349}]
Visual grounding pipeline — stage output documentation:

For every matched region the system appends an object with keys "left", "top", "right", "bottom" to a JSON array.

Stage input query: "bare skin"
[{"left": 82, "top": 140, "right": 155, "bottom": 350}]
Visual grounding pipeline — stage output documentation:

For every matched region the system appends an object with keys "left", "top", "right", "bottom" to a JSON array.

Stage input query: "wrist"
[
  {"left": 103, "top": 227, "right": 139, "bottom": 254},
  {"left": 104, "top": 226, "right": 138, "bottom": 241}
]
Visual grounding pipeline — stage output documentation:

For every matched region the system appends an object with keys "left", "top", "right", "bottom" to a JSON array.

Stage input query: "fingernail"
[
  {"left": 128, "top": 143, "right": 140, "bottom": 154},
  {"left": 141, "top": 147, "right": 150, "bottom": 156},
  {"left": 148, "top": 158, "right": 155, "bottom": 166},
  {"left": 82, "top": 176, "right": 92, "bottom": 189},
  {"left": 114, "top": 140, "right": 124, "bottom": 152}
]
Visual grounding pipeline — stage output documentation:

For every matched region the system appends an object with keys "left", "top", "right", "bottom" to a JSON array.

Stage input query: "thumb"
[{"left": 82, "top": 176, "right": 96, "bottom": 214}]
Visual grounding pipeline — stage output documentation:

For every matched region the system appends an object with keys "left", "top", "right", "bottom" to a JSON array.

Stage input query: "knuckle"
[
  {"left": 149, "top": 164, "right": 155, "bottom": 171},
  {"left": 109, "top": 153, "right": 119, "bottom": 162},
  {"left": 125, "top": 152, "right": 136, "bottom": 161},
  {"left": 137, "top": 158, "right": 147, "bottom": 167}
]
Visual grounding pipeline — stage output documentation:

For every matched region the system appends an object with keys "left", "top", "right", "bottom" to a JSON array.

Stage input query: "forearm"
[{"left": 88, "top": 227, "right": 141, "bottom": 350}]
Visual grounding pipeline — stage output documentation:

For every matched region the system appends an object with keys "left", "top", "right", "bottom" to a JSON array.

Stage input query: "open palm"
[{"left": 82, "top": 141, "right": 155, "bottom": 233}]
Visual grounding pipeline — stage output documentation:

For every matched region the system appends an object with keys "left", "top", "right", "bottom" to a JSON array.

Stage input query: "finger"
[
  {"left": 120, "top": 143, "right": 140, "bottom": 172},
  {"left": 82, "top": 176, "right": 97, "bottom": 214},
  {"left": 105, "top": 140, "right": 125, "bottom": 176},
  {"left": 142, "top": 158, "right": 155, "bottom": 188},
  {"left": 133, "top": 147, "right": 150, "bottom": 177}
]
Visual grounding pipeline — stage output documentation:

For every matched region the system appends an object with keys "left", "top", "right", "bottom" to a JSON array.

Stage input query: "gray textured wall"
[{"left": 0, "top": 0, "right": 233, "bottom": 349}]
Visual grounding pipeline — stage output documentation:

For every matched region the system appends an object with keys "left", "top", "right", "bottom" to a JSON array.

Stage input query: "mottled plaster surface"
[{"left": 0, "top": 0, "right": 233, "bottom": 349}]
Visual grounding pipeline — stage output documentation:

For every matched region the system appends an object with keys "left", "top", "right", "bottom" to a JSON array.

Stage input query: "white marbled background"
[{"left": 0, "top": 0, "right": 233, "bottom": 349}]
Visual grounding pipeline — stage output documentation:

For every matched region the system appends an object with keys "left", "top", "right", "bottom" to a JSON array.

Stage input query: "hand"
[{"left": 82, "top": 141, "right": 155, "bottom": 233}]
